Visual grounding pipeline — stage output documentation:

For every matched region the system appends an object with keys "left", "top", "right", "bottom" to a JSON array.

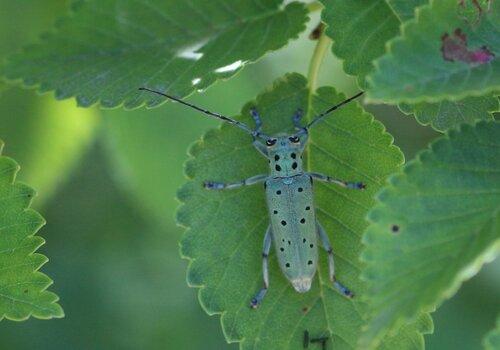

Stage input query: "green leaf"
[
  {"left": 321, "top": 0, "right": 400, "bottom": 88},
  {"left": 360, "top": 120, "right": 500, "bottom": 349},
  {"left": 2, "top": 0, "right": 308, "bottom": 108},
  {"left": 386, "top": 0, "right": 425, "bottom": 22},
  {"left": 367, "top": 0, "right": 500, "bottom": 104},
  {"left": 177, "top": 73, "right": 432, "bottom": 349},
  {"left": 0, "top": 140, "right": 63, "bottom": 321},
  {"left": 322, "top": 0, "right": 498, "bottom": 132},
  {"left": 484, "top": 315, "right": 500, "bottom": 350},
  {"left": 399, "top": 94, "right": 499, "bottom": 132}
]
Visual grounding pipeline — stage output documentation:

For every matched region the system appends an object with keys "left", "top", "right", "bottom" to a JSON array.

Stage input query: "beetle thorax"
[{"left": 267, "top": 136, "right": 304, "bottom": 177}]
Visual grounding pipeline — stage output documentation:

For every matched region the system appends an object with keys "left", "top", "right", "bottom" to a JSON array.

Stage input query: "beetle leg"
[
  {"left": 308, "top": 172, "right": 366, "bottom": 190},
  {"left": 248, "top": 107, "right": 269, "bottom": 157},
  {"left": 204, "top": 174, "right": 268, "bottom": 190},
  {"left": 292, "top": 108, "right": 304, "bottom": 130},
  {"left": 252, "top": 139, "right": 269, "bottom": 157},
  {"left": 316, "top": 221, "right": 354, "bottom": 298},
  {"left": 250, "top": 225, "right": 272, "bottom": 309},
  {"left": 250, "top": 107, "right": 263, "bottom": 134}
]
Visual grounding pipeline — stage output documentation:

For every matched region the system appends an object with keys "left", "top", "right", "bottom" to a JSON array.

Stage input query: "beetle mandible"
[{"left": 139, "top": 87, "right": 365, "bottom": 308}]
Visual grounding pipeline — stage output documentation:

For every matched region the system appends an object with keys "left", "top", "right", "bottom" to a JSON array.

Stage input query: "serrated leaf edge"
[
  {"left": 0, "top": 147, "right": 64, "bottom": 321},
  {"left": 365, "top": 0, "right": 500, "bottom": 104},
  {"left": 1, "top": 2, "right": 309, "bottom": 111},
  {"left": 358, "top": 120, "right": 500, "bottom": 349}
]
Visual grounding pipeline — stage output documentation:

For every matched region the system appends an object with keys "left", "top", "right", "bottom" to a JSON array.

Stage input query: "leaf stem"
[
  {"left": 306, "top": 27, "right": 331, "bottom": 119},
  {"left": 307, "top": 33, "right": 331, "bottom": 92}
]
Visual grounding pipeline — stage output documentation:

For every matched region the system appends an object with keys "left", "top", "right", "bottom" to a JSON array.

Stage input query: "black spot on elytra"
[
  {"left": 305, "top": 206, "right": 310, "bottom": 210},
  {"left": 275, "top": 164, "right": 281, "bottom": 172},
  {"left": 281, "top": 220, "right": 287, "bottom": 226},
  {"left": 308, "top": 260, "right": 313, "bottom": 265},
  {"left": 292, "top": 162, "right": 298, "bottom": 170},
  {"left": 291, "top": 153, "right": 296, "bottom": 159},
  {"left": 276, "top": 190, "right": 281, "bottom": 195},
  {"left": 264, "top": 182, "right": 267, "bottom": 189},
  {"left": 303, "top": 238, "right": 306, "bottom": 243},
  {"left": 300, "top": 218, "right": 306, "bottom": 224},
  {"left": 298, "top": 187, "right": 303, "bottom": 192},
  {"left": 280, "top": 247, "right": 284, "bottom": 252},
  {"left": 273, "top": 210, "right": 278, "bottom": 214},
  {"left": 286, "top": 263, "right": 290, "bottom": 268},
  {"left": 288, "top": 240, "right": 291, "bottom": 245},
  {"left": 310, "top": 244, "right": 314, "bottom": 248},
  {"left": 275, "top": 155, "right": 280, "bottom": 161},
  {"left": 282, "top": 239, "right": 285, "bottom": 242},
  {"left": 391, "top": 224, "right": 400, "bottom": 233}
]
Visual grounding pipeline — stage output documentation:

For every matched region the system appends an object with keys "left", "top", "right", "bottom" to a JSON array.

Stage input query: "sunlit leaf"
[
  {"left": 2, "top": 0, "right": 308, "bottom": 108},
  {"left": 0, "top": 140, "right": 63, "bottom": 321},
  {"left": 360, "top": 120, "right": 500, "bottom": 348},
  {"left": 177, "top": 73, "right": 431, "bottom": 349},
  {"left": 367, "top": 0, "right": 500, "bottom": 104}
]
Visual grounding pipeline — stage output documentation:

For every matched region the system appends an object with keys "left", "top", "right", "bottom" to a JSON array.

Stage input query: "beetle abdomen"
[{"left": 265, "top": 175, "right": 318, "bottom": 292}]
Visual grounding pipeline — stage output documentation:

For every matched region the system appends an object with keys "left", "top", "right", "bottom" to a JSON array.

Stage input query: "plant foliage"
[
  {"left": 367, "top": 0, "right": 499, "bottom": 104},
  {"left": 1, "top": 0, "right": 308, "bottom": 108},
  {"left": 0, "top": 140, "right": 63, "bottom": 321},
  {"left": 0, "top": 0, "right": 497, "bottom": 347},
  {"left": 323, "top": 0, "right": 499, "bottom": 132},
  {"left": 177, "top": 73, "right": 432, "bottom": 349},
  {"left": 399, "top": 94, "right": 498, "bottom": 132},
  {"left": 360, "top": 120, "right": 500, "bottom": 349}
]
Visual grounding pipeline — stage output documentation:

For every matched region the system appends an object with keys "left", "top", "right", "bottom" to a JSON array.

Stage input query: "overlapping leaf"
[
  {"left": 484, "top": 315, "right": 500, "bottom": 350},
  {"left": 360, "top": 120, "right": 500, "bottom": 349},
  {"left": 322, "top": 0, "right": 498, "bottom": 131},
  {"left": 386, "top": 0, "right": 424, "bottom": 22},
  {"left": 1, "top": 0, "right": 308, "bottom": 108},
  {"left": 321, "top": 0, "right": 400, "bottom": 88},
  {"left": 367, "top": 0, "right": 500, "bottom": 103},
  {"left": 177, "top": 73, "right": 431, "bottom": 349},
  {"left": 399, "top": 95, "right": 499, "bottom": 132},
  {"left": 0, "top": 140, "right": 63, "bottom": 321}
]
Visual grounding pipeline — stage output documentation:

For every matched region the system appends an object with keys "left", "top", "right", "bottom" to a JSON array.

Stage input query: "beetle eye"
[
  {"left": 289, "top": 136, "right": 300, "bottom": 143},
  {"left": 266, "top": 138, "right": 277, "bottom": 146}
]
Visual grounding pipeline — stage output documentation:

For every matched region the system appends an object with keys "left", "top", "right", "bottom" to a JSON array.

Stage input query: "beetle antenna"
[
  {"left": 139, "top": 87, "right": 256, "bottom": 136},
  {"left": 306, "top": 91, "right": 364, "bottom": 129}
]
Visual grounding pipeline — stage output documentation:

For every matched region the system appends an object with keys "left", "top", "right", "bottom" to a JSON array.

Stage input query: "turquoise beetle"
[{"left": 139, "top": 87, "right": 365, "bottom": 308}]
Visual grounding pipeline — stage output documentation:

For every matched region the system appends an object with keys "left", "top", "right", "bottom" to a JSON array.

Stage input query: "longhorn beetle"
[{"left": 139, "top": 87, "right": 365, "bottom": 308}]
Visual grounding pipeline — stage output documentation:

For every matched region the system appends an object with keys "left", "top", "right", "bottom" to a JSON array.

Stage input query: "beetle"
[{"left": 139, "top": 87, "right": 365, "bottom": 308}]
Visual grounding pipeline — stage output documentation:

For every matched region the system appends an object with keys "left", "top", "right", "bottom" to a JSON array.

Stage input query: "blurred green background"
[{"left": 0, "top": 1, "right": 498, "bottom": 349}]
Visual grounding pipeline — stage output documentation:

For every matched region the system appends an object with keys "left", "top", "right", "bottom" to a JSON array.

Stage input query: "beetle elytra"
[{"left": 139, "top": 87, "right": 365, "bottom": 308}]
